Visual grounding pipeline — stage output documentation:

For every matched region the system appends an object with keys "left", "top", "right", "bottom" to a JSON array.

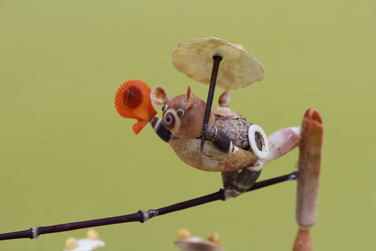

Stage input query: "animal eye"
[
  {"left": 162, "top": 105, "right": 168, "bottom": 112},
  {"left": 164, "top": 112, "right": 176, "bottom": 129},
  {"left": 177, "top": 109, "right": 184, "bottom": 117}
]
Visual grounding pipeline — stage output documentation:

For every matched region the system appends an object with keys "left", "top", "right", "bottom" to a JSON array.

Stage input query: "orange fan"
[{"left": 115, "top": 80, "right": 157, "bottom": 134}]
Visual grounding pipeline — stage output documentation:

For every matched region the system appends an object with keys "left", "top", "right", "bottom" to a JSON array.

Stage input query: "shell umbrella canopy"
[{"left": 172, "top": 37, "right": 264, "bottom": 90}]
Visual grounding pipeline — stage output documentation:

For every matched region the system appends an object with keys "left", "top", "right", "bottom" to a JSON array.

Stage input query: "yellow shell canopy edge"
[{"left": 172, "top": 37, "right": 264, "bottom": 90}]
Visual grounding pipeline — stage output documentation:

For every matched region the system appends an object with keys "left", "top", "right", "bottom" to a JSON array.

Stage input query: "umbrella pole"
[{"left": 200, "top": 55, "right": 222, "bottom": 153}]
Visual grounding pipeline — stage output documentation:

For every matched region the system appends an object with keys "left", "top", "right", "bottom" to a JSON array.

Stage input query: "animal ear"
[
  {"left": 219, "top": 90, "right": 231, "bottom": 107},
  {"left": 151, "top": 86, "right": 168, "bottom": 107},
  {"left": 186, "top": 86, "right": 195, "bottom": 109}
]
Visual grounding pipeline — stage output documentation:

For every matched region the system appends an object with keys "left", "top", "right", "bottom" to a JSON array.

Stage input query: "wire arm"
[{"left": 0, "top": 171, "right": 299, "bottom": 241}]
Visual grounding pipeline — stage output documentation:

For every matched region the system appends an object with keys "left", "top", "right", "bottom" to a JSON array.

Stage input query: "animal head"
[{"left": 151, "top": 86, "right": 214, "bottom": 139}]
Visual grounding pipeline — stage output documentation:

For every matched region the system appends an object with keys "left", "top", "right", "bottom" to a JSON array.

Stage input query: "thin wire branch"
[{"left": 0, "top": 171, "right": 299, "bottom": 241}]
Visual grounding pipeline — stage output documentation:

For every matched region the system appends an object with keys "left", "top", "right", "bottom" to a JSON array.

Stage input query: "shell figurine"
[{"left": 115, "top": 38, "right": 271, "bottom": 198}]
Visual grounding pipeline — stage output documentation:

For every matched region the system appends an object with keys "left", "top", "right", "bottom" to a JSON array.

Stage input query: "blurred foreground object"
[
  {"left": 293, "top": 109, "right": 323, "bottom": 251},
  {"left": 175, "top": 228, "right": 224, "bottom": 251},
  {"left": 63, "top": 229, "right": 105, "bottom": 251}
]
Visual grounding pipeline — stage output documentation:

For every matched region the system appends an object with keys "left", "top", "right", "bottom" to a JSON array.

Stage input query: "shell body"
[{"left": 169, "top": 107, "right": 262, "bottom": 172}]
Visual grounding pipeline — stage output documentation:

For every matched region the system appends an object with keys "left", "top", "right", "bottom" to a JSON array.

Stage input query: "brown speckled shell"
[
  {"left": 212, "top": 116, "right": 253, "bottom": 150},
  {"left": 169, "top": 139, "right": 258, "bottom": 172}
]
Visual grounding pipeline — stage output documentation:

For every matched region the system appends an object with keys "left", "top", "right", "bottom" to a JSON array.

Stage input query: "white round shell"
[{"left": 248, "top": 124, "right": 269, "bottom": 160}]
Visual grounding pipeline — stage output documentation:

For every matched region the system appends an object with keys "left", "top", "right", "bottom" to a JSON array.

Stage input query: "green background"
[{"left": 1, "top": 1, "right": 375, "bottom": 250}]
